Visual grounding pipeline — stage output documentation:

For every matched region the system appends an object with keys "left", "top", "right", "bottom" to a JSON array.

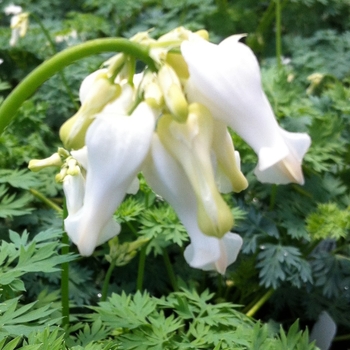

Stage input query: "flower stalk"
[
  {"left": 275, "top": 0, "right": 282, "bottom": 69},
  {"left": 61, "top": 203, "right": 70, "bottom": 328},
  {"left": 0, "top": 38, "right": 156, "bottom": 133},
  {"left": 245, "top": 289, "right": 274, "bottom": 318}
]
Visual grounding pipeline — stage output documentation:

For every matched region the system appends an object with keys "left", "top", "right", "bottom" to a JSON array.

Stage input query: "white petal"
[
  {"left": 79, "top": 69, "right": 108, "bottom": 104},
  {"left": 184, "top": 232, "right": 243, "bottom": 274},
  {"left": 101, "top": 82, "right": 134, "bottom": 115},
  {"left": 143, "top": 134, "right": 242, "bottom": 274},
  {"left": 63, "top": 172, "right": 85, "bottom": 215},
  {"left": 65, "top": 209, "right": 121, "bottom": 256},
  {"left": 64, "top": 102, "right": 155, "bottom": 255},
  {"left": 181, "top": 37, "right": 311, "bottom": 185},
  {"left": 71, "top": 146, "right": 88, "bottom": 170},
  {"left": 5, "top": 5, "right": 22, "bottom": 15}
]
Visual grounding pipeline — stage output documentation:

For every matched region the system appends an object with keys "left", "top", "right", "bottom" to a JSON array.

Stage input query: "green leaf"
[
  {"left": 0, "top": 298, "right": 59, "bottom": 340},
  {"left": 306, "top": 202, "right": 350, "bottom": 240},
  {"left": 0, "top": 185, "right": 33, "bottom": 218},
  {"left": 0, "top": 169, "right": 40, "bottom": 190},
  {"left": 139, "top": 204, "right": 188, "bottom": 255},
  {"left": 257, "top": 244, "right": 312, "bottom": 289}
]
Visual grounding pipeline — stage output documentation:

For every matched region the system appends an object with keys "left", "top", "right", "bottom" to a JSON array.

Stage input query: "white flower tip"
[
  {"left": 255, "top": 131, "right": 311, "bottom": 185},
  {"left": 5, "top": 5, "right": 22, "bottom": 15},
  {"left": 184, "top": 232, "right": 243, "bottom": 274},
  {"left": 77, "top": 219, "right": 121, "bottom": 256},
  {"left": 220, "top": 33, "right": 247, "bottom": 46},
  {"left": 65, "top": 212, "right": 121, "bottom": 256},
  {"left": 215, "top": 233, "right": 243, "bottom": 274}
]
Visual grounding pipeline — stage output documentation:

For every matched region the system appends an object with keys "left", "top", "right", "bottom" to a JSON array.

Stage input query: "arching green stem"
[{"left": 0, "top": 38, "right": 157, "bottom": 133}]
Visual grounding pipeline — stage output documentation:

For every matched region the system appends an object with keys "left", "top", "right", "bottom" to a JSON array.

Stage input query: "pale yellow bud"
[
  {"left": 28, "top": 152, "right": 62, "bottom": 172},
  {"left": 158, "top": 64, "right": 188, "bottom": 122},
  {"left": 140, "top": 72, "right": 164, "bottom": 109},
  {"left": 59, "top": 75, "right": 122, "bottom": 149},
  {"left": 306, "top": 73, "right": 324, "bottom": 94},
  {"left": 165, "top": 53, "right": 189, "bottom": 80},
  {"left": 103, "top": 53, "right": 125, "bottom": 79},
  {"left": 212, "top": 119, "right": 248, "bottom": 193},
  {"left": 106, "top": 236, "right": 149, "bottom": 266},
  {"left": 66, "top": 158, "right": 80, "bottom": 176},
  {"left": 58, "top": 147, "right": 70, "bottom": 159},
  {"left": 55, "top": 167, "right": 67, "bottom": 183},
  {"left": 194, "top": 29, "right": 209, "bottom": 40},
  {"left": 11, "top": 12, "right": 29, "bottom": 35}
]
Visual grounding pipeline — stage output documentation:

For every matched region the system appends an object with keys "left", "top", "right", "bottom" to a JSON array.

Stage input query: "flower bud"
[
  {"left": 59, "top": 74, "right": 122, "bottom": 150},
  {"left": 28, "top": 152, "right": 62, "bottom": 172},
  {"left": 158, "top": 64, "right": 188, "bottom": 123}
]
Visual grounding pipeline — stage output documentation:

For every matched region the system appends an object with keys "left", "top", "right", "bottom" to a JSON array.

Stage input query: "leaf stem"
[
  {"left": 61, "top": 202, "right": 70, "bottom": 328},
  {"left": 275, "top": 0, "right": 282, "bottom": 69},
  {"left": 101, "top": 260, "right": 116, "bottom": 301},
  {"left": 137, "top": 245, "right": 147, "bottom": 291},
  {"left": 0, "top": 38, "right": 156, "bottom": 134},
  {"left": 245, "top": 289, "right": 274, "bottom": 318},
  {"left": 29, "top": 188, "right": 62, "bottom": 213},
  {"left": 162, "top": 248, "right": 179, "bottom": 291},
  {"left": 334, "top": 334, "right": 350, "bottom": 341}
]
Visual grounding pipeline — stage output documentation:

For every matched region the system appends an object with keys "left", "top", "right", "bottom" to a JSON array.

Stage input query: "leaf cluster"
[
  {"left": 85, "top": 287, "right": 317, "bottom": 350},
  {"left": 0, "top": 229, "right": 75, "bottom": 298}
]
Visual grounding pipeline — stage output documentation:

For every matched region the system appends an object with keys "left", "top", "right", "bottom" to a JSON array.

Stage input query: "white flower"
[
  {"left": 6, "top": 7, "right": 29, "bottom": 47},
  {"left": 181, "top": 35, "right": 311, "bottom": 185},
  {"left": 157, "top": 103, "right": 234, "bottom": 239},
  {"left": 143, "top": 134, "right": 243, "bottom": 274},
  {"left": 4, "top": 4, "right": 22, "bottom": 15},
  {"left": 64, "top": 102, "right": 156, "bottom": 256}
]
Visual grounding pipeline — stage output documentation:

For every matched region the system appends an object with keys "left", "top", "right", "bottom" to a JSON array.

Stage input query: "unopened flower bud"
[
  {"left": 28, "top": 152, "right": 62, "bottom": 172},
  {"left": 55, "top": 167, "right": 67, "bottom": 183},
  {"left": 141, "top": 72, "right": 164, "bottom": 109},
  {"left": 158, "top": 64, "right": 188, "bottom": 122},
  {"left": 59, "top": 74, "right": 122, "bottom": 150}
]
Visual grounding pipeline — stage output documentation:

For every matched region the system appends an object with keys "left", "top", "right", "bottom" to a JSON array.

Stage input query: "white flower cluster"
[
  {"left": 4, "top": 4, "right": 29, "bottom": 46},
  {"left": 29, "top": 27, "right": 311, "bottom": 274}
]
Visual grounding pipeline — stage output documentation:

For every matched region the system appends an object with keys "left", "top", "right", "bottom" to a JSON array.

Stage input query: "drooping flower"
[
  {"left": 64, "top": 102, "right": 156, "bottom": 256},
  {"left": 4, "top": 5, "right": 29, "bottom": 47},
  {"left": 181, "top": 35, "right": 311, "bottom": 185},
  {"left": 143, "top": 134, "right": 243, "bottom": 274},
  {"left": 157, "top": 103, "right": 234, "bottom": 238},
  {"left": 28, "top": 27, "right": 312, "bottom": 271}
]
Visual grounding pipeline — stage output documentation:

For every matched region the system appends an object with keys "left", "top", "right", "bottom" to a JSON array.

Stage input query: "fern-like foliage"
[
  {"left": 85, "top": 287, "right": 318, "bottom": 349},
  {"left": 0, "top": 229, "right": 75, "bottom": 297}
]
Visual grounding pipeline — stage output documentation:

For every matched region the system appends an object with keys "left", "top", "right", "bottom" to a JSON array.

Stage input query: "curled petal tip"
[{"left": 255, "top": 131, "right": 311, "bottom": 185}]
